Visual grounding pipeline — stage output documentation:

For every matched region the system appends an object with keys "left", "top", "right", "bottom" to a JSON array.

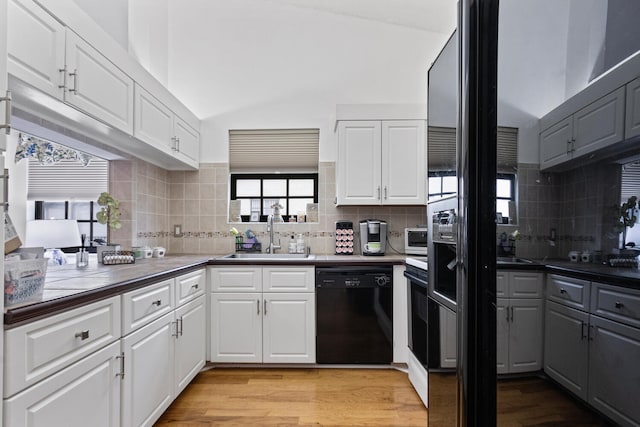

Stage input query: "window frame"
[
  {"left": 496, "top": 172, "right": 516, "bottom": 222},
  {"left": 230, "top": 173, "right": 319, "bottom": 222},
  {"left": 34, "top": 200, "right": 103, "bottom": 251}
]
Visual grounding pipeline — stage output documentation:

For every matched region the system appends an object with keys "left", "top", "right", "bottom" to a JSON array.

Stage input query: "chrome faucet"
[{"left": 267, "top": 214, "right": 281, "bottom": 253}]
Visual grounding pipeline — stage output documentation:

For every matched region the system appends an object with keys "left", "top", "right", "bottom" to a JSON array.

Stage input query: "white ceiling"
[{"left": 267, "top": 0, "right": 458, "bottom": 34}]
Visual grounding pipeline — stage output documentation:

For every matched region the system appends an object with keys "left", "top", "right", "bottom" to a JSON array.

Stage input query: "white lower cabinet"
[
  {"left": 121, "top": 311, "right": 175, "bottom": 427},
  {"left": 209, "top": 266, "right": 315, "bottom": 364},
  {"left": 175, "top": 296, "right": 207, "bottom": 394},
  {"left": 4, "top": 341, "right": 121, "bottom": 427}
]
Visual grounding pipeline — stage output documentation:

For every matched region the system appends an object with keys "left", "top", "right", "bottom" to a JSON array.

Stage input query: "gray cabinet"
[
  {"left": 496, "top": 271, "right": 544, "bottom": 374},
  {"left": 625, "top": 76, "right": 640, "bottom": 139},
  {"left": 544, "top": 300, "right": 589, "bottom": 400},
  {"left": 540, "top": 87, "right": 625, "bottom": 170},
  {"left": 544, "top": 275, "right": 640, "bottom": 426}
]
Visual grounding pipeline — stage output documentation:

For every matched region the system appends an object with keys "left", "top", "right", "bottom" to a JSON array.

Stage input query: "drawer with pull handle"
[
  {"left": 591, "top": 282, "right": 640, "bottom": 328},
  {"left": 122, "top": 278, "right": 174, "bottom": 335},
  {"left": 3, "top": 296, "right": 121, "bottom": 398},
  {"left": 546, "top": 274, "right": 590, "bottom": 311},
  {"left": 176, "top": 269, "right": 205, "bottom": 306}
]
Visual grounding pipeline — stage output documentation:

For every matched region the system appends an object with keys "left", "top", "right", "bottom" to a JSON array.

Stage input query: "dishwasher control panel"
[{"left": 315, "top": 266, "right": 393, "bottom": 289}]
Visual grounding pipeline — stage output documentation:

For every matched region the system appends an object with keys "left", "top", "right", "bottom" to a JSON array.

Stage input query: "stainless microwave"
[{"left": 405, "top": 227, "right": 428, "bottom": 255}]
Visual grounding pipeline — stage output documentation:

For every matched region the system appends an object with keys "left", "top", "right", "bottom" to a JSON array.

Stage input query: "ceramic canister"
[
  {"left": 142, "top": 246, "right": 153, "bottom": 258},
  {"left": 152, "top": 247, "right": 166, "bottom": 258}
]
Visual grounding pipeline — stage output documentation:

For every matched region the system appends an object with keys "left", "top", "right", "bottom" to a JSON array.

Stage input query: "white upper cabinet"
[
  {"left": 7, "top": 0, "right": 65, "bottom": 99},
  {"left": 134, "top": 83, "right": 200, "bottom": 168},
  {"left": 65, "top": 30, "right": 134, "bottom": 134},
  {"left": 337, "top": 119, "right": 426, "bottom": 205},
  {"left": 6, "top": 0, "right": 200, "bottom": 170}
]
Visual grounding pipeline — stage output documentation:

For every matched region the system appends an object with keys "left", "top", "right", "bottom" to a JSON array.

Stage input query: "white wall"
[
  {"left": 128, "top": 0, "right": 169, "bottom": 87},
  {"left": 72, "top": 0, "right": 129, "bottom": 50},
  {"left": 164, "top": 0, "right": 451, "bottom": 163}
]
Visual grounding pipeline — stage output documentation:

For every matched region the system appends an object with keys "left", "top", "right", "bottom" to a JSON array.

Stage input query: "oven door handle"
[{"left": 404, "top": 271, "right": 428, "bottom": 288}]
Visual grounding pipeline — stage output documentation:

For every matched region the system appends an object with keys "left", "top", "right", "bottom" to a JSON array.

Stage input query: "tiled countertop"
[{"left": 6, "top": 252, "right": 640, "bottom": 327}]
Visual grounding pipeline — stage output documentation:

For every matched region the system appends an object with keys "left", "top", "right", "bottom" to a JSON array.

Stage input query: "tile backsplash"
[{"left": 112, "top": 161, "right": 426, "bottom": 255}]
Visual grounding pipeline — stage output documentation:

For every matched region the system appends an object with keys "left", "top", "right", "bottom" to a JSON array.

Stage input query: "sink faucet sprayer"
[{"left": 267, "top": 203, "right": 284, "bottom": 253}]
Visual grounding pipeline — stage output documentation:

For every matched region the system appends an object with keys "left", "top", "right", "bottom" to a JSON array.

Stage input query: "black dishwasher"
[{"left": 316, "top": 266, "right": 393, "bottom": 364}]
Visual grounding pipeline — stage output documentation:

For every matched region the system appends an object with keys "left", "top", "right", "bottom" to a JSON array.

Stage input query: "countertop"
[{"left": 6, "top": 253, "right": 640, "bottom": 327}]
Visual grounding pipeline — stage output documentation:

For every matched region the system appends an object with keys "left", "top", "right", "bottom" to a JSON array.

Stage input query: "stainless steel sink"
[
  {"left": 496, "top": 257, "right": 534, "bottom": 264},
  {"left": 222, "top": 253, "right": 316, "bottom": 260}
]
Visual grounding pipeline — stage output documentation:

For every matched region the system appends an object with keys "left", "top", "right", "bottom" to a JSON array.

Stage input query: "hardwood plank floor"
[
  {"left": 155, "top": 367, "right": 427, "bottom": 426},
  {"left": 155, "top": 368, "right": 608, "bottom": 426}
]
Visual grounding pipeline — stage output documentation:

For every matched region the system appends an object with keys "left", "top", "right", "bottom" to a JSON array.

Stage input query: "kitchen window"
[
  {"left": 230, "top": 174, "right": 318, "bottom": 222},
  {"left": 34, "top": 201, "right": 107, "bottom": 249}
]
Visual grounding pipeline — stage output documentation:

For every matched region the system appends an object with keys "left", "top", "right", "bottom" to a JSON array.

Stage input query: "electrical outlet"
[{"left": 174, "top": 224, "right": 183, "bottom": 237}]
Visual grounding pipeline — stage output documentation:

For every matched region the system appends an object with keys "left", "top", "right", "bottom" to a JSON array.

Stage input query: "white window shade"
[
  {"left": 28, "top": 158, "right": 109, "bottom": 201},
  {"left": 427, "top": 126, "right": 518, "bottom": 172},
  {"left": 229, "top": 129, "right": 319, "bottom": 172},
  {"left": 621, "top": 162, "right": 640, "bottom": 202}
]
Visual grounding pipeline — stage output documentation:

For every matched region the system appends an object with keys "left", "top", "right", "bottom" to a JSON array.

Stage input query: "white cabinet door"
[
  {"left": 626, "top": 76, "right": 640, "bottom": 139},
  {"left": 496, "top": 298, "right": 509, "bottom": 374},
  {"left": 588, "top": 315, "right": 640, "bottom": 427},
  {"left": 572, "top": 86, "right": 625, "bottom": 159},
  {"left": 7, "top": 0, "right": 65, "bottom": 99},
  {"left": 210, "top": 267, "right": 262, "bottom": 292},
  {"left": 544, "top": 301, "right": 589, "bottom": 400},
  {"left": 508, "top": 271, "right": 543, "bottom": 299},
  {"left": 3, "top": 341, "right": 120, "bottom": 427},
  {"left": 174, "top": 115, "right": 200, "bottom": 165},
  {"left": 381, "top": 120, "right": 426, "bottom": 204},
  {"left": 174, "top": 296, "right": 206, "bottom": 395},
  {"left": 121, "top": 312, "right": 175, "bottom": 427},
  {"left": 263, "top": 266, "right": 315, "bottom": 292},
  {"left": 337, "top": 121, "right": 382, "bottom": 205},
  {"left": 508, "top": 298, "right": 543, "bottom": 373},
  {"left": 210, "top": 293, "right": 262, "bottom": 363},
  {"left": 540, "top": 116, "right": 572, "bottom": 170},
  {"left": 65, "top": 30, "right": 134, "bottom": 134},
  {"left": 133, "top": 83, "right": 174, "bottom": 152},
  {"left": 262, "top": 293, "right": 315, "bottom": 363}
]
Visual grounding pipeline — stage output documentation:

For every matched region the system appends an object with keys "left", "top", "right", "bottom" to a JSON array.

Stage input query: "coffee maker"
[{"left": 359, "top": 219, "right": 387, "bottom": 256}]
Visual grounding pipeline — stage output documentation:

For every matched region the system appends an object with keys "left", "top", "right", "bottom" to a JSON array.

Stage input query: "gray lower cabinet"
[
  {"left": 544, "top": 300, "right": 589, "bottom": 400},
  {"left": 544, "top": 275, "right": 640, "bottom": 426},
  {"left": 588, "top": 313, "right": 640, "bottom": 426}
]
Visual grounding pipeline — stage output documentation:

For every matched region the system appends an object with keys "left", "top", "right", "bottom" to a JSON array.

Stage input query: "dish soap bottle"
[
  {"left": 296, "top": 234, "right": 305, "bottom": 254},
  {"left": 288, "top": 236, "right": 297, "bottom": 254}
]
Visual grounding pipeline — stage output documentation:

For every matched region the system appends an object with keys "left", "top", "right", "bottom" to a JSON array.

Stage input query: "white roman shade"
[
  {"left": 27, "top": 158, "right": 109, "bottom": 200},
  {"left": 621, "top": 162, "right": 640, "bottom": 202},
  {"left": 229, "top": 129, "right": 320, "bottom": 172},
  {"left": 427, "top": 126, "right": 518, "bottom": 172}
]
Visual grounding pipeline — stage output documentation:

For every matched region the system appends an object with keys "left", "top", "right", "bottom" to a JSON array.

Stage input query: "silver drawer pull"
[
  {"left": 192, "top": 284, "right": 199, "bottom": 289},
  {"left": 615, "top": 301, "right": 624, "bottom": 309},
  {"left": 152, "top": 300, "right": 162, "bottom": 307},
  {"left": 559, "top": 288, "right": 567, "bottom": 294},
  {"left": 75, "top": 330, "right": 89, "bottom": 340}
]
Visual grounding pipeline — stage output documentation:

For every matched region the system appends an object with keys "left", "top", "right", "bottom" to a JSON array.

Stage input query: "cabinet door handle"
[
  {"left": 176, "top": 137, "right": 181, "bottom": 152},
  {"left": 264, "top": 299, "right": 267, "bottom": 315},
  {"left": 581, "top": 321, "right": 587, "bottom": 340},
  {"left": 192, "top": 283, "right": 199, "bottom": 290},
  {"left": 68, "top": 69, "right": 78, "bottom": 94},
  {"left": 171, "top": 136, "right": 178, "bottom": 151},
  {"left": 506, "top": 307, "right": 510, "bottom": 322},
  {"left": 615, "top": 301, "right": 624, "bottom": 309},
  {"left": 0, "top": 90, "right": 11, "bottom": 135},
  {"left": 58, "top": 67, "right": 67, "bottom": 90},
  {"left": 116, "top": 352, "right": 125, "bottom": 379},
  {"left": 377, "top": 186, "right": 381, "bottom": 200},
  {"left": 559, "top": 288, "right": 567, "bottom": 294},
  {"left": 510, "top": 306, "right": 514, "bottom": 322},
  {"left": 257, "top": 299, "right": 260, "bottom": 315},
  {"left": 152, "top": 300, "right": 162, "bottom": 307},
  {"left": 172, "top": 320, "right": 179, "bottom": 337},
  {"left": 179, "top": 317, "right": 184, "bottom": 336},
  {"left": 384, "top": 186, "right": 388, "bottom": 200},
  {"left": 74, "top": 330, "right": 89, "bottom": 340},
  {"left": 589, "top": 324, "right": 594, "bottom": 341}
]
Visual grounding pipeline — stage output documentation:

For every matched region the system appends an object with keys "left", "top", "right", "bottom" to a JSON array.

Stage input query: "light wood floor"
[
  {"left": 155, "top": 367, "right": 427, "bottom": 426},
  {"left": 155, "top": 368, "right": 607, "bottom": 426}
]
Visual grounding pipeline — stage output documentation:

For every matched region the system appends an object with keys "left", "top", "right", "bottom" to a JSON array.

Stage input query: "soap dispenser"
[{"left": 296, "top": 234, "right": 305, "bottom": 254}]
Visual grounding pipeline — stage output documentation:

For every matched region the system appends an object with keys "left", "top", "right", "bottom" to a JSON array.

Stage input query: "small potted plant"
[
  {"left": 613, "top": 196, "right": 638, "bottom": 251},
  {"left": 96, "top": 192, "right": 122, "bottom": 262}
]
